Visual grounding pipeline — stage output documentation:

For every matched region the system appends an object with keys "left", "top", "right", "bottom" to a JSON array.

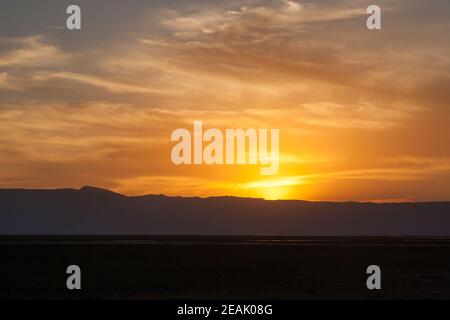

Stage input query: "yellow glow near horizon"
[
  {"left": 240, "top": 177, "right": 305, "bottom": 200},
  {"left": 257, "top": 187, "right": 292, "bottom": 200}
]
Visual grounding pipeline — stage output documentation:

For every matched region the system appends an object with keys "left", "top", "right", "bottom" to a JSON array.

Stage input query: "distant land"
[{"left": 1, "top": 186, "right": 450, "bottom": 235}]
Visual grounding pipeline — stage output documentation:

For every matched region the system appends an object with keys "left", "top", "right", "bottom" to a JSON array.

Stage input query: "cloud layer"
[{"left": 0, "top": 0, "right": 449, "bottom": 201}]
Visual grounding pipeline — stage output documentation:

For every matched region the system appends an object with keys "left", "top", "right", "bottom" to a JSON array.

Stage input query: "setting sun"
[{"left": 235, "top": 177, "right": 304, "bottom": 200}]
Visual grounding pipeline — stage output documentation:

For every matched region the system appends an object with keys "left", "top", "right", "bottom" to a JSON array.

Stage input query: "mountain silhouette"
[{"left": 1, "top": 186, "right": 450, "bottom": 235}]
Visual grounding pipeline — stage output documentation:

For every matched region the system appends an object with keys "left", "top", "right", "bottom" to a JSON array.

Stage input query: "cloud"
[
  {"left": 0, "top": 100, "right": 170, "bottom": 162},
  {"left": 31, "top": 71, "right": 177, "bottom": 95},
  {"left": 159, "top": 0, "right": 365, "bottom": 42},
  {"left": 0, "top": 72, "right": 18, "bottom": 90},
  {"left": 0, "top": 35, "right": 70, "bottom": 68}
]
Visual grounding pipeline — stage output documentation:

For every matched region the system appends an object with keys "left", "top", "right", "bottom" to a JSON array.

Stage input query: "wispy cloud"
[
  {"left": 0, "top": 72, "right": 18, "bottom": 90},
  {"left": 0, "top": 36, "right": 70, "bottom": 67},
  {"left": 32, "top": 71, "right": 177, "bottom": 95}
]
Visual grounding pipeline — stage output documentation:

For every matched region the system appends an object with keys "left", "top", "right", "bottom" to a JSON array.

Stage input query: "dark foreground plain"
[{"left": 1, "top": 236, "right": 450, "bottom": 300}]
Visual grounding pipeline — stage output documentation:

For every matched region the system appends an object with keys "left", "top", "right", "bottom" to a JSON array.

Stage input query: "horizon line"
[{"left": 1, "top": 185, "right": 450, "bottom": 204}]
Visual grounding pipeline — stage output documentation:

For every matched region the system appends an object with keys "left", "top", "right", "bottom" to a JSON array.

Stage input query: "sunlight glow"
[{"left": 240, "top": 176, "right": 305, "bottom": 200}]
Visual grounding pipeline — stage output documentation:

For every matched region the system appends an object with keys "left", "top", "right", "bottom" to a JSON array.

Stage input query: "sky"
[{"left": 0, "top": 0, "right": 449, "bottom": 201}]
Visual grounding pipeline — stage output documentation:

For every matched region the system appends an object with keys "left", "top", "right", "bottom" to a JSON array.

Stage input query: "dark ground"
[{"left": 1, "top": 236, "right": 450, "bottom": 299}]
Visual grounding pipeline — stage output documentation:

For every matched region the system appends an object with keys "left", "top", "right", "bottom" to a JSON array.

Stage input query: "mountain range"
[{"left": 1, "top": 186, "right": 450, "bottom": 235}]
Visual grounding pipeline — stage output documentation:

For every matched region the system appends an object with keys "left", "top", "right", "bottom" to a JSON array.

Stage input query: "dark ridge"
[
  {"left": 79, "top": 185, "right": 125, "bottom": 197},
  {"left": 1, "top": 187, "right": 450, "bottom": 236}
]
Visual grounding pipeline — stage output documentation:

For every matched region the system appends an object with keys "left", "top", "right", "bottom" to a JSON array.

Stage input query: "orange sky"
[{"left": 0, "top": 0, "right": 449, "bottom": 201}]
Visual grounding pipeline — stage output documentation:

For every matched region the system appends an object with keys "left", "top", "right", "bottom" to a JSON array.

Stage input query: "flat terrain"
[{"left": 1, "top": 236, "right": 450, "bottom": 299}]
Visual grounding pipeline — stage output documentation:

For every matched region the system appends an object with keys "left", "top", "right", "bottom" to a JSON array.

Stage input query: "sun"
[
  {"left": 240, "top": 176, "right": 305, "bottom": 200},
  {"left": 258, "top": 186, "right": 291, "bottom": 200}
]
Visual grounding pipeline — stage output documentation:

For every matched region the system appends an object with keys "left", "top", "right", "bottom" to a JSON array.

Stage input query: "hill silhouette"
[{"left": 1, "top": 186, "right": 450, "bottom": 235}]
